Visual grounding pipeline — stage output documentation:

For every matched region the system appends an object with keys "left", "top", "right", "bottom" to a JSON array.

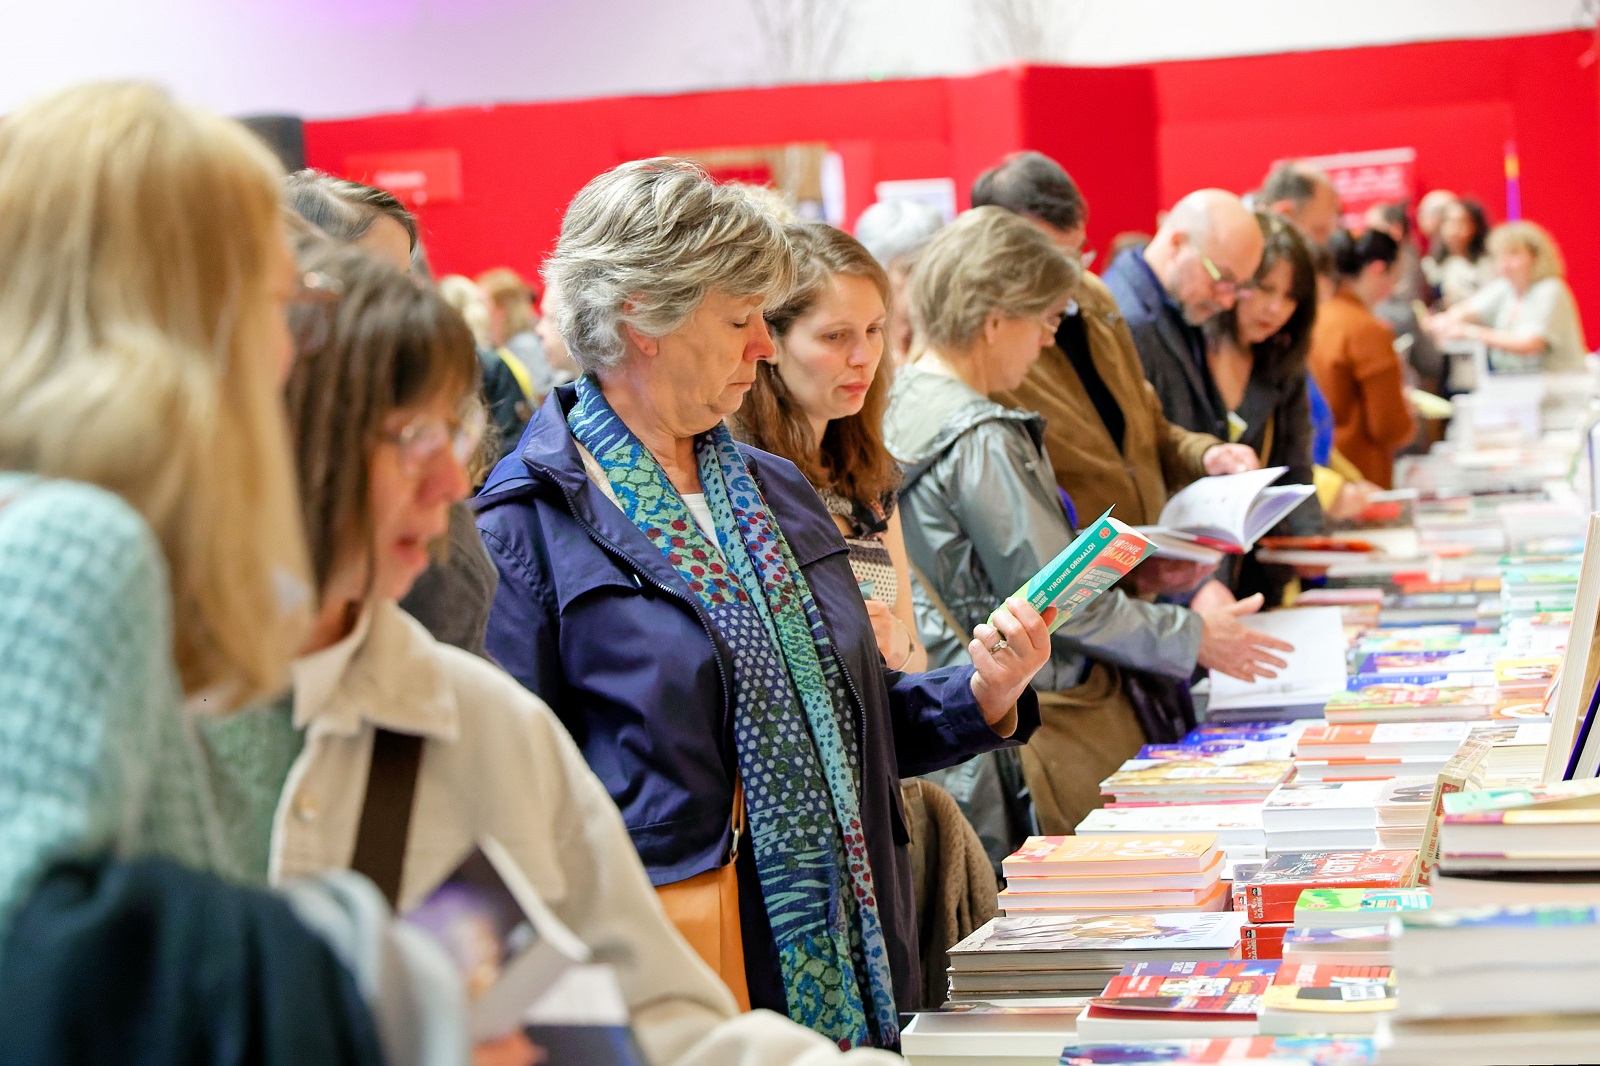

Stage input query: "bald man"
[{"left": 1102, "top": 188, "right": 1265, "bottom": 443}]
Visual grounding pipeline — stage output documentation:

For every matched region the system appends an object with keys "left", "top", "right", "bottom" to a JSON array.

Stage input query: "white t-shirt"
[{"left": 1464, "top": 275, "right": 1589, "bottom": 374}]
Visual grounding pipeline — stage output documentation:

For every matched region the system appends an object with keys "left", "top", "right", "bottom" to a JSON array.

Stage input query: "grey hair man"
[{"left": 1258, "top": 162, "right": 1342, "bottom": 247}]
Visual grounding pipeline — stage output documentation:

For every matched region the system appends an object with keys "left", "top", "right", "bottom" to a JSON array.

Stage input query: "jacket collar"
[
  {"left": 887, "top": 364, "right": 1045, "bottom": 487},
  {"left": 290, "top": 600, "right": 459, "bottom": 742}
]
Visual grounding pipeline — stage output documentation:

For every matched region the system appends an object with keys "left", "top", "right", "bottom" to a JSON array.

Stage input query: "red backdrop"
[{"left": 307, "top": 29, "right": 1600, "bottom": 333}]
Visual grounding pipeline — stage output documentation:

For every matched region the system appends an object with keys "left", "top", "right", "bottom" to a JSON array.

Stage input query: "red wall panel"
[{"left": 305, "top": 30, "right": 1600, "bottom": 334}]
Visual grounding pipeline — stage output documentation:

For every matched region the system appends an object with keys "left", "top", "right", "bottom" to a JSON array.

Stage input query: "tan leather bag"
[{"left": 655, "top": 780, "right": 751, "bottom": 1011}]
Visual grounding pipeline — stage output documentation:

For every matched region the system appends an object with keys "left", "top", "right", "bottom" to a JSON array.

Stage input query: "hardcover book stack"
[
  {"left": 997, "top": 835, "right": 1227, "bottom": 916},
  {"left": 1383, "top": 904, "right": 1600, "bottom": 1064},
  {"left": 943, "top": 912, "right": 1246, "bottom": 1004}
]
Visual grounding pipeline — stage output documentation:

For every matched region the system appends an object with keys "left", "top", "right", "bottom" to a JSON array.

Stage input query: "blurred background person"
[
  {"left": 1204, "top": 213, "right": 1324, "bottom": 604},
  {"left": 1416, "top": 188, "right": 1457, "bottom": 255},
  {"left": 854, "top": 198, "right": 945, "bottom": 365},
  {"left": 1366, "top": 201, "right": 1444, "bottom": 396},
  {"left": 1256, "top": 161, "right": 1342, "bottom": 247},
  {"left": 733, "top": 222, "right": 927, "bottom": 673},
  {"left": 1308, "top": 228, "right": 1413, "bottom": 490},
  {"left": 287, "top": 185, "right": 500, "bottom": 657},
  {"left": 887, "top": 207, "right": 1291, "bottom": 845},
  {"left": 1102, "top": 189, "right": 1266, "bottom": 446},
  {"left": 1426, "top": 196, "right": 1493, "bottom": 308},
  {"left": 535, "top": 278, "right": 581, "bottom": 386},
  {"left": 1425, "top": 220, "right": 1588, "bottom": 374}
]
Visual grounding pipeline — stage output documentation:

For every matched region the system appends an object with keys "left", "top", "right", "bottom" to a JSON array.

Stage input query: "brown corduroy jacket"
[{"left": 993, "top": 274, "right": 1222, "bottom": 526}]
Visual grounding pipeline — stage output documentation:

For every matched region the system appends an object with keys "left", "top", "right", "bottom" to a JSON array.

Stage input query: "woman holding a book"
[
  {"left": 883, "top": 207, "right": 1293, "bottom": 843},
  {"left": 477, "top": 159, "right": 1054, "bottom": 1050}
]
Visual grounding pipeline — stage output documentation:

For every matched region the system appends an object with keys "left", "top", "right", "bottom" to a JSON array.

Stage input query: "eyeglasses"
[
  {"left": 287, "top": 270, "right": 344, "bottom": 353},
  {"left": 1199, "top": 254, "right": 1245, "bottom": 297},
  {"left": 1036, "top": 309, "right": 1067, "bottom": 334},
  {"left": 379, "top": 400, "right": 487, "bottom": 476}
]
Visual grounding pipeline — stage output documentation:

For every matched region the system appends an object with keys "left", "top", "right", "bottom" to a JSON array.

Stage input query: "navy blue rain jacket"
[{"left": 474, "top": 385, "right": 1039, "bottom": 1017}]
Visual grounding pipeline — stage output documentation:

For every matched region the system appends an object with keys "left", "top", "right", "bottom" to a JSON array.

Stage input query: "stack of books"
[
  {"left": 1437, "top": 780, "right": 1600, "bottom": 875},
  {"left": 1375, "top": 777, "right": 1437, "bottom": 851},
  {"left": 1261, "top": 780, "right": 1383, "bottom": 854},
  {"left": 1232, "top": 851, "right": 1420, "bottom": 961},
  {"left": 1099, "top": 760, "right": 1293, "bottom": 807},
  {"left": 1281, "top": 926, "right": 1392, "bottom": 969},
  {"left": 1074, "top": 804, "right": 1266, "bottom": 878},
  {"left": 943, "top": 912, "right": 1245, "bottom": 1003},
  {"left": 1383, "top": 904, "right": 1600, "bottom": 1064},
  {"left": 1322, "top": 683, "right": 1497, "bottom": 724},
  {"left": 996, "top": 835, "right": 1227, "bottom": 916},
  {"left": 1075, "top": 960, "right": 1277, "bottom": 1041},
  {"left": 1292, "top": 721, "right": 1470, "bottom": 782}
]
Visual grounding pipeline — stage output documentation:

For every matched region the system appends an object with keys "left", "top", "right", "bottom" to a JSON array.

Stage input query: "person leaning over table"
[
  {"left": 1423, "top": 220, "right": 1588, "bottom": 376},
  {"left": 474, "top": 159, "right": 1053, "bottom": 1051},
  {"left": 883, "top": 207, "right": 1293, "bottom": 848}
]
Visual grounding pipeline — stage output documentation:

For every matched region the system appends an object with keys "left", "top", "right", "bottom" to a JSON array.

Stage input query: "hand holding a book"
[
  {"left": 1201, "top": 443, "right": 1261, "bottom": 476},
  {"left": 969, "top": 596, "right": 1057, "bottom": 734},
  {"left": 1196, "top": 592, "right": 1295, "bottom": 682}
]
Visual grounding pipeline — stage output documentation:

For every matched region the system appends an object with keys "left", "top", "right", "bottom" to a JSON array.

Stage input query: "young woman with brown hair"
[{"left": 732, "top": 221, "right": 926, "bottom": 671}]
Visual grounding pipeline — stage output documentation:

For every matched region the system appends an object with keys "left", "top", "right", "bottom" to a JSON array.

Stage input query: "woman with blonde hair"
[
  {"left": 0, "top": 82, "right": 311, "bottom": 911},
  {"left": 1425, "top": 220, "right": 1588, "bottom": 374},
  {"left": 0, "top": 82, "right": 463, "bottom": 1065}
]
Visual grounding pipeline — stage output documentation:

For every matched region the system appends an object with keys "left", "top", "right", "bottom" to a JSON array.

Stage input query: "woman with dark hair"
[
  {"left": 732, "top": 222, "right": 925, "bottom": 672},
  {"left": 1308, "top": 228, "right": 1414, "bottom": 490},
  {"left": 1205, "top": 213, "right": 1324, "bottom": 602},
  {"left": 284, "top": 169, "right": 418, "bottom": 271},
  {"left": 1426, "top": 197, "right": 1493, "bottom": 308}
]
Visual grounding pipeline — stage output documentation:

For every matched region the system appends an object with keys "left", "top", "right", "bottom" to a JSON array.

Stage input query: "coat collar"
[{"left": 290, "top": 600, "right": 459, "bottom": 742}]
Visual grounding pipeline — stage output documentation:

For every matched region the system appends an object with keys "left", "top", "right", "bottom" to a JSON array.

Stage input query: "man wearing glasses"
[{"left": 1101, "top": 188, "right": 1265, "bottom": 446}]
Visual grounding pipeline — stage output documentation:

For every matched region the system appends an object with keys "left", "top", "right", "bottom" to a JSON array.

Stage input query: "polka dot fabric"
[{"left": 568, "top": 377, "right": 898, "bottom": 1048}]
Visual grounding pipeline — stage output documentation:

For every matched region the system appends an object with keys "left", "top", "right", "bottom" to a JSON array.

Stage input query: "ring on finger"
[{"left": 988, "top": 638, "right": 1009, "bottom": 654}]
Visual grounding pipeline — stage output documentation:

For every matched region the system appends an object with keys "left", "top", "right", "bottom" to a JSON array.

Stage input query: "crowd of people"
[{"left": 0, "top": 81, "right": 1591, "bottom": 1065}]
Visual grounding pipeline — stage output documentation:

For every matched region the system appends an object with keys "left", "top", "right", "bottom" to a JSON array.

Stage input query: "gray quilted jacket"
[{"left": 885, "top": 364, "right": 1201, "bottom": 690}]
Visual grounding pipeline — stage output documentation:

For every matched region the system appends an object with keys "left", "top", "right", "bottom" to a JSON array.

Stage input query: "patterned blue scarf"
[{"left": 568, "top": 376, "right": 898, "bottom": 1047}]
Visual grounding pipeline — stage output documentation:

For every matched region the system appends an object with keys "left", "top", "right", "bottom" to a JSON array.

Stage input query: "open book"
[
  {"left": 403, "top": 837, "right": 592, "bottom": 1041},
  {"left": 997, "top": 509, "right": 1155, "bottom": 634},
  {"left": 1137, "top": 467, "right": 1316, "bottom": 563}
]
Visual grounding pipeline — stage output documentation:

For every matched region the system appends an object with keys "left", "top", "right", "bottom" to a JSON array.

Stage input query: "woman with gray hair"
[{"left": 476, "top": 159, "right": 1052, "bottom": 1048}]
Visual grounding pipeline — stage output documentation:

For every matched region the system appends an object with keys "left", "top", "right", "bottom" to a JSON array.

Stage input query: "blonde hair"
[
  {"left": 909, "top": 205, "right": 1079, "bottom": 350},
  {"left": 477, "top": 267, "right": 537, "bottom": 339},
  {"left": 0, "top": 82, "right": 311, "bottom": 709},
  {"left": 1488, "top": 220, "right": 1566, "bottom": 283},
  {"left": 437, "top": 274, "right": 492, "bottom": 348},
  {"left": 545, "top": 159, "right": 797, "bottom": 374}
]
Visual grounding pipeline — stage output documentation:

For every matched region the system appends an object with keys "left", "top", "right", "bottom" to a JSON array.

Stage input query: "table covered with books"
[{"left": 901, "top": 382, "right": 1600, "bottom": 1066}]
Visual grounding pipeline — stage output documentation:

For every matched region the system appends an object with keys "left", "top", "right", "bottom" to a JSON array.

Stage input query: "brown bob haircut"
[
  {"left": 284, "top": 240, "right": 479, "bottom": 591},
  {"left": 733, "top": 222, "right": 899, "bottom": 509}
]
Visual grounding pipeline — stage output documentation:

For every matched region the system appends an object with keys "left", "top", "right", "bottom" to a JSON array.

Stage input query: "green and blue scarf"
[{"left": 568, "top": 375, "right": 898, "bottom": 1048}]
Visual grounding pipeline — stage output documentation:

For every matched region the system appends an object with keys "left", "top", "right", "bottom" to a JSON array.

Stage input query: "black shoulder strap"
[{"left": 350, "top": 728, "right": 425, "bottom": 909}]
